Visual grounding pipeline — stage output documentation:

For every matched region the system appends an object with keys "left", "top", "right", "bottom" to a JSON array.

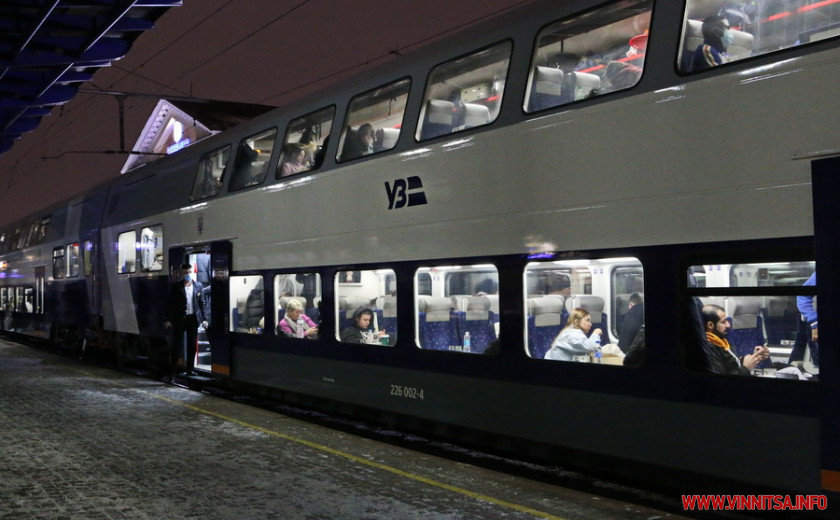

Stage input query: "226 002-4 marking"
[{"left": 390, "top": 384, "right": 424, "bottom": 400}]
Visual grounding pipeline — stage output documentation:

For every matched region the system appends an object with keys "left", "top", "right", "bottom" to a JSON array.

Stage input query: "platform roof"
[{"left": 0, "top": 0, "right": 181, "bottom": 156}]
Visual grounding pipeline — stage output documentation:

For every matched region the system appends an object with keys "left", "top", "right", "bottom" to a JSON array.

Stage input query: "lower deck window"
[
  {"left": 336, "top": 269, "right": 397, "bottom": 345},
  {"left": 525, "top": 257, "right": 644, "bottom": 366},
  {"left": 230, "top": 275, "right": 264, "bottom": 334},
  {"left": 275, "top": 273, "right": 322, "bottom": 339},
  {"left": 686, "top": 262, "right": 817, "bottom": 380},
  {"left": 414, "top": 265, "right": 499, "bottom": 354}
]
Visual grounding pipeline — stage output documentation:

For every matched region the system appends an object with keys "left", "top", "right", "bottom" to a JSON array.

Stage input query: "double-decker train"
[{"left": 3, "top": 0, "right": 840, "bottom": 502}]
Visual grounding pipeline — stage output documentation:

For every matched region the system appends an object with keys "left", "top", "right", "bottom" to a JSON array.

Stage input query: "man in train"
[
  {"left": 701, "top": 304, "right": 769, "bottom": 375},
  {"left": 164, "top": 263, "right": 208, "bottom": 378},
  {"left": 690, "top": 15, "right": 733, "bottom": 72}
]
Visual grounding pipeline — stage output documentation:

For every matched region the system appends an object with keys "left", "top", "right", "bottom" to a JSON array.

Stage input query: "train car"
[{"left": 3, "top": 0, "right": 840, "bottom": 504}]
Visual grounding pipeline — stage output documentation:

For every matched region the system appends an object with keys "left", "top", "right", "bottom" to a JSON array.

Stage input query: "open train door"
[
  {"left": 810, "top": 156, "right": 840, "bottom": 497},
  {"left": 206, "top": 240, "right": 232, "bottom": 376},
  {"left": 167, "top": 240, "right": 231, "bottom": 377}
]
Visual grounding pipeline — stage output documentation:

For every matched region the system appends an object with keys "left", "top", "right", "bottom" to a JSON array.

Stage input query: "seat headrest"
[
  {"left": 462, "top": 103, "right": 490, "bottom": 128},
  {"left": 534, "top": 66, "right": 564, "bottom": 95},
  {"left": 426, "top": 99, "right": 454, "bottom": 125}
]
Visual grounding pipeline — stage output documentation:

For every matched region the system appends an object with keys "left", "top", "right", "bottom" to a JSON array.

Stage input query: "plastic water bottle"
[
  {"left": 296, "top": 318, "right": 305, "bottom": 338},
  {"left": 368, "top": 328, "right": 375, "bottom": 344},
  {"left": 594, "top": 337, "right": 602, "bottom": 364},
  {"left": 463, "top": 332, "right": 471, "bottom": 352}
]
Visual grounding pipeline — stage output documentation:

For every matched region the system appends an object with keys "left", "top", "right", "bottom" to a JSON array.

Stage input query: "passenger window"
[
  {"left": 525, "top": 257, "right": 643, "bottom": 366},
  {"left": 229, "top": 128, "right": 277, "bottom": 191},
  {"left": 414, "top": 265, "right": 499, "bottom": 354},
  {"left": 52, "top": 247, "right": 66, "bottom": 279},
  {"left": 335, "top": 269, "right": 397, "bottom": 346},
  {"left": 274, "top": 273, "right": 322, "bottom": 339},
  {"left": 680, "top": 0, "right": 840, "bottom": 73},
  {"left": 277, "top": 106, "right": 335, "bottom": 179},
  {"left": 416, "top": 41, "right": 511, "bottom": 141},
  {"left": 525, "top": 0, "right": 652, "bottom": 112},
  {"left": 66, "top": 243, "right": 80, "bottom": 278},
  {"left": 337, "top": 78, "right": 411, "bottom": 162},
  {"left": 191, "top": 145, "right": 230, "bottom": 201},
  {"left": 686, "top": 261, "right": 817, "bottom": 380},
  {"left": 230, "top": 275, "right": 265, "bottom": 334},
  {"left": 117, "top": 230, "right": 137, "bottom": 274},
  {"left": 139, "top": 226, "right": 163, "bottom": 272}
]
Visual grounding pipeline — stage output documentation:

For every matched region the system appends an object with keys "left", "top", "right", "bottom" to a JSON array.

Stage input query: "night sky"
[{"left": 0, "top": 0, "right": 535, "bottom": 228}]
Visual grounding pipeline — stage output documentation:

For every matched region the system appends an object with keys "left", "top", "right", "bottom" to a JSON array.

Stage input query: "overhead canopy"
[{"left": 0, "top": 0, "right": 181, "bottom": 156}]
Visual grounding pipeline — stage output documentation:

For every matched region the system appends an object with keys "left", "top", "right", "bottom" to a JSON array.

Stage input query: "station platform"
[{"left": 0, "top": 337, "right": 693, "bottom": 519}]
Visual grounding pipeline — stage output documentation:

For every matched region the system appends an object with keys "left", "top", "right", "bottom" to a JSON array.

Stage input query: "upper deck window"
[
  {"left": 679, "top": 0, "right": 840, "bottom": 73},
  {"left": 524, "top": 0, "right": 652, "bottom": 112},
  {"left": 337, "top": 78, "right": 410, "bottom": 162},
  {"left": 416, "top": 41, "right": 511, "bottom": 141},
  {"left": 277, "top": 106, "right": 335, "bottom": 179},
  {"left": 228, "top": 128, "right": 277, "bottom": 191},
  {"left": 191, "top": 145, "right": 230, "bottom": 201}
]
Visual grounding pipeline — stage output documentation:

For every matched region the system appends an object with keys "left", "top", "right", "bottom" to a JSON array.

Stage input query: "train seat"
[
  {"left": 462, "top": 103, "right": 490, "bottom": 129},
  {"left": 375, "top": 294, "right": 398, "bottom": 342},
  {"left": 567, "top": 71, "right": 601, "bottom": 100},
  {"left": 565, "top": 294, "right": 609, "bottom": 344},
  {"left": 307, "top": 296, "right": 321, "bottom": 322},
  {"left": 763, "top": 295, "right": 797, "bottom": 345},
  {"left": 527, "top": 66, "right": 564, "bottom": 111},
  {"left": 485, "top": 294, "right": 499, "bottom": 323},
  {"left": 527, "top": 296, "right": 565, "bottom": 359},
  {"left": 418, "top": 296, "right": 456, "bottom": 350},
  {"left": 419, "top": 99, "right": 454, "bottom": 140},
  {"left": 452, "top": 295, "right": 495, "bottom": 353},
  {"left": 726, "top": 296, "right": 768, "bottom": 365},
  {"left": 727, "top": 28, "right": 754, "bottom": 61}
]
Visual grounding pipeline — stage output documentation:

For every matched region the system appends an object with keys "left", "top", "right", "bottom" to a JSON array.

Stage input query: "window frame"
[
  {"left": 228, "top": 127, "right": 279, "bottom": 192},
  {"left": 276, "top": 105, "right": 336, "bottom": 180},
  {"left": 524, "top": 0, "right": 653, "bottom": 113},
  {"left": 190, "top": 145, "right": 231, "bottom": 201},
  {"left": 336, "top": 77, "right": 411, "bottom": 163},
  {"left": 416, "top": 40, "right": 513, "bottom": 141}
]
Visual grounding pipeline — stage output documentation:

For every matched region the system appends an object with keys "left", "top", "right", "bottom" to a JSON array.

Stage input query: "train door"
[
  {"left": 167, "top": 241, "right": 231, "bottom": 376},
  {"left": 810, "top": 156, "right": 840, "bottom": 497}
]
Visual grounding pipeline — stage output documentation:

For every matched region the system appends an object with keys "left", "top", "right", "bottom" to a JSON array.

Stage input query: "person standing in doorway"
[{"left": 164, "top": 263, "right": 207, "bottom": 378}]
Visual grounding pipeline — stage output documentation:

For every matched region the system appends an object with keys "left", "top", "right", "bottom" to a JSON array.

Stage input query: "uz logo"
[{"left": 385, "top": 176, "right": 428, "bottom": 210}]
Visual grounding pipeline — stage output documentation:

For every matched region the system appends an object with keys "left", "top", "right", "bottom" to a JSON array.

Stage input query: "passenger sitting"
[
  {"left": 341, "top": 123, "right": 375, "bottom": 161},
  {"left": 702, "top": 304, "right": 769, "bottom": 375},
  {"left": 544, "top": 307, "right": 603, "bottom": 361},
  {"left": 277, "top": 298, "right": 318, "bottom": 339},
  {"left": 278, "top": 145, "right": 309, "bottom": 178},
  {"left": 340, "top": 306, "right": 386, "bottom": 344},
  {"left": 691, "top": 15, "right": 732, "bottom": 71}
]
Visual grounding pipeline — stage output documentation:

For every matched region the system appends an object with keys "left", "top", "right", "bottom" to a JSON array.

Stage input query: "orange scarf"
[{"left": 706, "top": 331, "right": 731, "bottom": 351}]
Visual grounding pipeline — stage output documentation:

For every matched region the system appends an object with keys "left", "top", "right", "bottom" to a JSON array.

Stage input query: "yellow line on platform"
[
  {"left": 64, "top": 360, "right": 567, "bottom": 520},
  {"left": 155, "top": 393, "right": 567, "bottom": 520}
]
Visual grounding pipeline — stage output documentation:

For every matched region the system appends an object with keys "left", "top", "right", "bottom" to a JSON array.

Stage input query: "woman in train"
[
  {"left": 340, "top": 307, "right": 386, "bottom": 344},
  {"left": 544, "top": 308, "right": 603, "bottom": 361},
  {"left": 277, "top": 298, "right": 318, "bottom": 339}
]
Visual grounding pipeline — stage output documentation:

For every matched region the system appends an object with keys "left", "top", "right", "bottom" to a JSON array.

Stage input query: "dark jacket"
[
  {"left": 618, "top": 303, "right": 644, "bottom": 354},
  {"left": 340, "top": 325, "right": 365, "bottom": 344},
  {"left": 165, "top": 280, "right": 206, "bottom": 324}
]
